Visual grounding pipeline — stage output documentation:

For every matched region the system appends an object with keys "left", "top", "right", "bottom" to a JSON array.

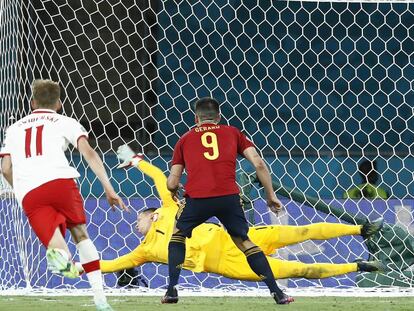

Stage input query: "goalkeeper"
[{"left": 98, "top": 145, "right": 384, "bottom": 281}]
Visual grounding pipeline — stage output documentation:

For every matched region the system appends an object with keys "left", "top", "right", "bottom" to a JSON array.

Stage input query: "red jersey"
[{"left": 171, "top": 123, "right": 254, "bottom": 198}]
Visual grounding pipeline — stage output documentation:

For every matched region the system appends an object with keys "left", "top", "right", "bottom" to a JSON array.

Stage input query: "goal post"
[{"left": 0, "top": 0, "right": 413, "bottom": 294}]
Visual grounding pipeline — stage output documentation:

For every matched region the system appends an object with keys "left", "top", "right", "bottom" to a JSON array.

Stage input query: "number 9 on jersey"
[{"left": 201, "top": 132, "right": 219, "bottom": 160}]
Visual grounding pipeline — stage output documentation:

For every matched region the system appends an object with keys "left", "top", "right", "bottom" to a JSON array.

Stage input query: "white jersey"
[{"left": 0, "top": 109, "right": 88, "bottom": 203}]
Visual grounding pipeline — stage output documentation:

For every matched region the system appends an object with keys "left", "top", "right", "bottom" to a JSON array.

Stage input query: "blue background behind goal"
[{"left": 154, "top": 1, "right": 413, "bottom": 157}]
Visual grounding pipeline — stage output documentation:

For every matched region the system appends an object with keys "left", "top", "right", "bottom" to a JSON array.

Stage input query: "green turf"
[{"left": 0, "top": 296, "right": 413, "bottom": 311}]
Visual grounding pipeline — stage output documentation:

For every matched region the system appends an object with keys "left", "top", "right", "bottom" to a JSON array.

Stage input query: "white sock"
[
  {"left": 74, "top": 261, "right": 84, "bottom": 273},
  {"left": 77, "top": 239, "right": 107, "bottom": 306}
]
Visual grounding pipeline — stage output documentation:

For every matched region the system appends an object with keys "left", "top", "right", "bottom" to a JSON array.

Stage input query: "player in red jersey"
[
  {"left": 163, "top": 97, "right": 293, "bottom": 305},
  {"left": 0, "top": 79, "right": 128, "bottom": 311}
]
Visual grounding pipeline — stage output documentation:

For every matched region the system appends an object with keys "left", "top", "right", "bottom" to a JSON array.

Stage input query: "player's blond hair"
[{"left": 32, "top": 79, "right": 61, "bottom": 108}]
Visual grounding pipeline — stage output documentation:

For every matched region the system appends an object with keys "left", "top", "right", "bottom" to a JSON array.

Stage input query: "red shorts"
[{"left": 22, "top": 178, "right": 86, "bottom": 247}]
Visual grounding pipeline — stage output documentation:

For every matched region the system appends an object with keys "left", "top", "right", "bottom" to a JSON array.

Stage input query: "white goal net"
[{"left": 0, "top": 0, "right": 413, "bottom": 295}]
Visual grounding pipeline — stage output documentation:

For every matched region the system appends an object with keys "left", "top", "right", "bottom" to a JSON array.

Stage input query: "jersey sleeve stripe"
[{"left": 0, "top": 153, "right": 10, "bottom": 158}]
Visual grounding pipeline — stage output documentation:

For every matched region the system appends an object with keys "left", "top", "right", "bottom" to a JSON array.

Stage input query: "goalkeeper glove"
[{"left": 116, "top": 144, "right": 143, "bottom": 168}]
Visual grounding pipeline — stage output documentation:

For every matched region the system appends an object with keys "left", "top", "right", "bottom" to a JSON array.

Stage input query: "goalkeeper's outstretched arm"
[
  {"left": 136, "top": 160, "right": 177, "bottom": 207},
  {"left": 100, "top": 245, "right": 147, "bottom": 273},
  {"left": 116, "top": 144, "right": 177, "bottom": 208}
]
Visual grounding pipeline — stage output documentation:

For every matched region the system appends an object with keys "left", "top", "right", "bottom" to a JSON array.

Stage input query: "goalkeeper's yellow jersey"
[
  {"left": 99, "top": 160, "right": 363, "bottom": 281},
  {"left": 100, "top": 203, "right": 228, "bottom": 273},
  {"left": 100, "top": 160, "right": 228, "bottom": 273},
  {"left": 143, "top": 207, "right": 228, "bottom": 272}
]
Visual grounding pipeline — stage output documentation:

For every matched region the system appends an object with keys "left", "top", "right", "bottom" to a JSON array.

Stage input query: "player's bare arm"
[
  {"left": 77, "top": 137, "right": 128, "bottom": 212},
  {"left": 243, "top": 147, "right": 282, "bottom": 213},
  {"left": 1, "top": 155, "right": 13, "bottom": 187},
  {"left": 167, "top": 164, "right": 184, "bottom": 200}
]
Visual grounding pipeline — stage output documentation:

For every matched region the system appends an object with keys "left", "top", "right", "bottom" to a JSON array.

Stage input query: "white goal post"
[{"left": 0, "top": 0, "right": 413, "bottom": 296}]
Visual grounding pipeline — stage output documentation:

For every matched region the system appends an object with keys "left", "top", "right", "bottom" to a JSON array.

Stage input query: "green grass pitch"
[{"left": 0, "top": 296, "right": 413, "bottom": 311}]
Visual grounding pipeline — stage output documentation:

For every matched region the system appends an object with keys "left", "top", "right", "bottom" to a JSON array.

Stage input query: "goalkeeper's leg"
[
  {"left": 270, "top": 257, "right": 357, "bottom": 279},
  {"left": 70, "top": 225, "right": 112, "bottom": 311},
  {"left": 250, "top": 223, "right": 362, "bottom": 251},
  {"left": 268, "top": 257, "right": 384, "bottom": 279},
  {"left": 277, "top": 223, "right": 362, "bottom": 248},
  {"left": 213, "top": 253, "right": 383, "bottom": 281}
]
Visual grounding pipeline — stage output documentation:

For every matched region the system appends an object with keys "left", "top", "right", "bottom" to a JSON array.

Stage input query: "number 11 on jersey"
[
  {"left": 201, "top": 132, "right": 219, "bottom": 160},
  {"left": 25, "top": 125, "right": 44, "bottom": 158}
]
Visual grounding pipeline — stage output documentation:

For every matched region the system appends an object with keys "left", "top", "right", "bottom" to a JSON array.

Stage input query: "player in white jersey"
[{"left": 0, "top": 79, "right": 127, "bottom": 311}]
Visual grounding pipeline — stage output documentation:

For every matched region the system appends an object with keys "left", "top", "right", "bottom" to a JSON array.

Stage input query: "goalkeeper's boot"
[
  {"left": 361, "top": 217, "right": 384, "bottom": 240},
  {"left": 272, "top": 292, "right": 294, "bottom": 305},
  {"left": 161, "top": 286, "right": 178, "bottom": 304},
  {"left": 46, "top": 248, "right": 79, "bottom": 279},
  {"left": 95, "top": 302, "right": 114, "bottom": 311},
  {"left": 357, "top": 260, "right": 386, "bottom": 273}
]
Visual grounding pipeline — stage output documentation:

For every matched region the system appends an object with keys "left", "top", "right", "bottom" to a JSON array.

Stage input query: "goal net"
[{"left": 1, "top": 0, "right": 413, "bottom": 295}]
